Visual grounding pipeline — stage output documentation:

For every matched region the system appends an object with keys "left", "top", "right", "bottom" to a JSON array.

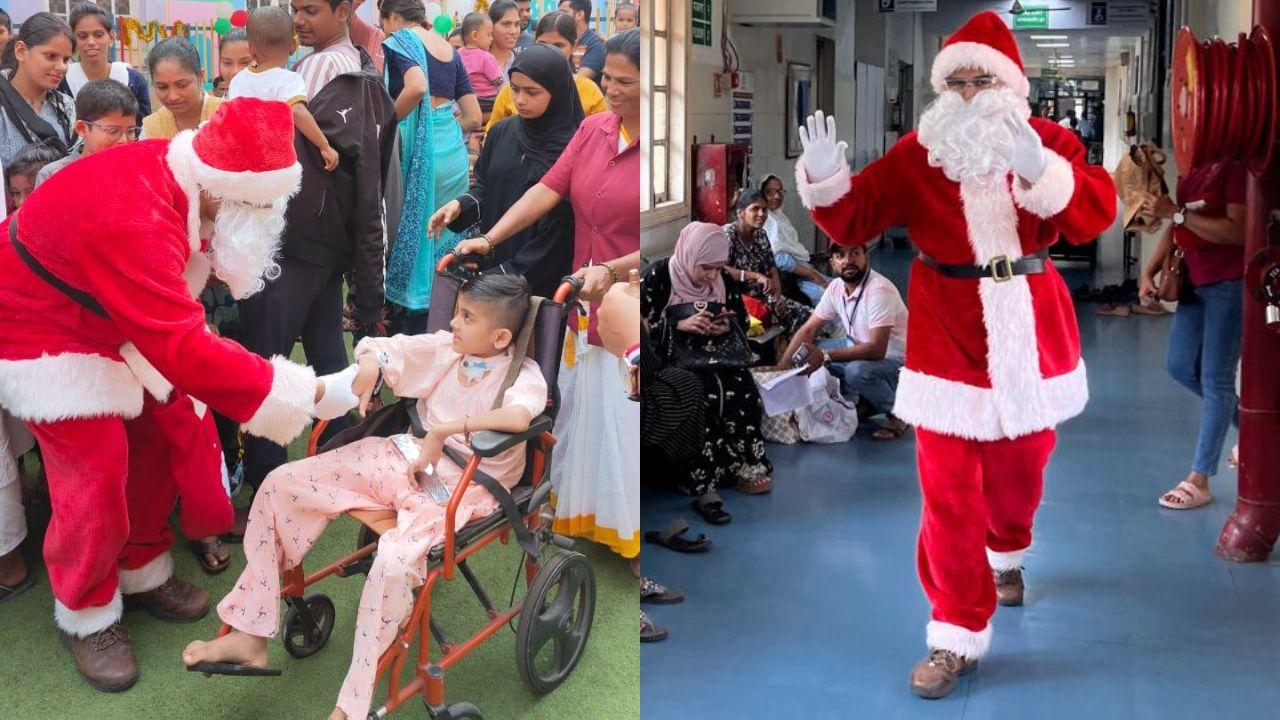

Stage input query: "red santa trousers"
[
  {"left": 28, "top": 391, "right": 230, "bottom": 637},
  {"left": 915, "top": 427, "right": 1056, "bottom": 659}
]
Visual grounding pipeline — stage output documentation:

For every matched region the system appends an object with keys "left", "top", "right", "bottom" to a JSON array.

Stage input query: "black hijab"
[{"left": 507, "top": 44, "right": 583, "bottom": 177}]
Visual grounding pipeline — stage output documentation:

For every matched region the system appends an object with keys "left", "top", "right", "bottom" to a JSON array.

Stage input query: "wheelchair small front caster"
[
  {"left": 282, "top": 592, "right": 335, "bottom": 658},
  {"left": 515, "top": 550, "right": 596, "bottom": 694},
  {"left": 422, "top": 700, "right": 485, "bottom": 719}
]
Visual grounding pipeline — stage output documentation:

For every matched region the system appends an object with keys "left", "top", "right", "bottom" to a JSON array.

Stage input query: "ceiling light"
[
  {"left": 1029, "top": 35, "right": 1068, "bottom": 40},
  {"left": 1036, "top": 43, "right": 1070, "bottom": 48}
]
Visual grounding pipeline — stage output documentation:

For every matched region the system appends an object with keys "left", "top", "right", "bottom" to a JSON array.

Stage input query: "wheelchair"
[{"left": 219, "top": 256, "right": 595, "bottom": 720}]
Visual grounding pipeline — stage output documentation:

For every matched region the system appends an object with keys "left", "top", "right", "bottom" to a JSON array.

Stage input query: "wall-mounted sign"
[
  {"left": 692, "top": 0, "right": 713, "bottom": 47},
  {"left": 1012, "top": 7, "right": 1050, "bottom": 29}
]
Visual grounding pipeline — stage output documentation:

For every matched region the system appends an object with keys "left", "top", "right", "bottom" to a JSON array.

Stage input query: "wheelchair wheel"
[
  {"left": 514, "top": 551, "right": 595, "bottom": 694},
  {"left": 282, "top": 593, "right": 335, "bottom": 659}
]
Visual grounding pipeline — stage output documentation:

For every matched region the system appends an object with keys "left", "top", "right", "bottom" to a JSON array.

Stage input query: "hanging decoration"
[
  {"left": 213, "top": 17, "right": 232, "bottom": 35},
  {"left": 230, "top": 10, "right": 249, "bottom": 28},
  {"left": 116, "top": 17, "right": 192, "bottom": 49},
  {"left": 432, "top": 13, "right": 454, "bottom": 36}
]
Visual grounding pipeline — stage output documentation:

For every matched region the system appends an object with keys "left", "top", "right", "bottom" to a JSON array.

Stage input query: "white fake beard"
[
  {"left": 209, "top": 200, "right": 287, "bottom": 300},
  {"left": 917, "top": 87, "right": 1028, "bottom": 186}
]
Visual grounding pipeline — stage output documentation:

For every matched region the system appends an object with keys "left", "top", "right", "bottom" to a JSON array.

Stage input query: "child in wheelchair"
[{"left": 183, "top": 274, "right": 547, "bottom": 720}]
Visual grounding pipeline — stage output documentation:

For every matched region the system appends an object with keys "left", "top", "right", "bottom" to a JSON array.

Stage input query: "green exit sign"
[{"left": 1013, "top": 7, "right": 1050, "bottom": 29}]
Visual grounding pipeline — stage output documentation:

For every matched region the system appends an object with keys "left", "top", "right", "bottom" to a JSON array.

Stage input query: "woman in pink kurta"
[
  {"left": 185, "top": 328, "right": 546, "bottom": 720},
  {"left": 441, "top": 29, "right": 642, "bottom": 559}
]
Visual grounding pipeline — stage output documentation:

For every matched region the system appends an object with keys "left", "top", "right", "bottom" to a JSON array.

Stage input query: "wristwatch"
[
  {"left": 821, "top": 349, "right": 831, "bottom": 364},
  {"left": 1172, "top": 207, "right": 1187, "bottom": 226}
]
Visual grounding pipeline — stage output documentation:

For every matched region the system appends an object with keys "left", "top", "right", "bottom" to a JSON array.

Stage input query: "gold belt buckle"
[{"left": 990, "top": 255, "right": 1014, "bottom": 283}]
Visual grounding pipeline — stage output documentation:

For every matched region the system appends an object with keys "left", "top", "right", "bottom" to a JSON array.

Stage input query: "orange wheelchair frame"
[{"left": 215, "top": 259, "right": 595, "bottom": 720}]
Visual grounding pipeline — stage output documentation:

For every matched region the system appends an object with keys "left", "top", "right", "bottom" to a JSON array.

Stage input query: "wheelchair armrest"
[{"left": 470, "top": 414, "right": 553, "bottom": 458}]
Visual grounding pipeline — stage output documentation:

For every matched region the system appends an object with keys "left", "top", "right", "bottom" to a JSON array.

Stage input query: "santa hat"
[
  {"left": 930, "top": 11, "right": 1030, "bottom": 99},
  {"left": 167, "top": 97, "right": 302, "bottom": 207}
]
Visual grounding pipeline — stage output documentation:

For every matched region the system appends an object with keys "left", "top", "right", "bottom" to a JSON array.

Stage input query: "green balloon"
[
  {"left": 213, "top": 17, "right": 232, "bottom": 35},
  {"left": 432, "top": 14, "right": 453, "bottom": 36}
]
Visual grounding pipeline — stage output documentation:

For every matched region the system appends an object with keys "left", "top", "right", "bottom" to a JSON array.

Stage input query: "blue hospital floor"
[{"left": 640, "top": 244, "right": 1280, "bottom": 719}]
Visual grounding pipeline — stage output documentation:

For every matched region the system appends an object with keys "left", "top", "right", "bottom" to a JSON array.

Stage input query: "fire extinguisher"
[{"left": 1125, "top": 108, "right": 1137, "bottom": 138}]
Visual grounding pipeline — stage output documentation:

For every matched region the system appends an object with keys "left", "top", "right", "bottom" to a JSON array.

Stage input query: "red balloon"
[{"left": 230, "top": 9, "right": 249, "bottom": 27}]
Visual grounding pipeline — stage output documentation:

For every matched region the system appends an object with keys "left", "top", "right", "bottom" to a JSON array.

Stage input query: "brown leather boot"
[
  {"left": 995, "top": 568, "right": 1025, "bottom": 607},
  {"left": 909, "top": 648, "right": 977, "bottom": 699},
  {"left": 59, "top": 623, "right": 140, "bottom": 692},
  {"left": 124, "top": 577, "right": 209, "bottom": 623}
]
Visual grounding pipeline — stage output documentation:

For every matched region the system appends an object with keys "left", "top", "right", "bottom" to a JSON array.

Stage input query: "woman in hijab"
[
  {"left": 435, "top": 43, "right": 582, "bottom": 296},
  {"left": 642, "top": 222, "right": 774, "bottom": 525}
]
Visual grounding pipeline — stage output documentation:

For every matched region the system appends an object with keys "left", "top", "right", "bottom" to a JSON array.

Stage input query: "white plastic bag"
[{"left": 794, "top": 367, "right": 858, "bottom": 443}]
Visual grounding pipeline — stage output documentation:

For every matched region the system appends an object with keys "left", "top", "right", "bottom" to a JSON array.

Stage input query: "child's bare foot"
[
  {"left": 182, "top": 630, "right": 270, "bottom": 669},
  {"left": 327, "top": 709, "right": 347, "bottom": 720}
]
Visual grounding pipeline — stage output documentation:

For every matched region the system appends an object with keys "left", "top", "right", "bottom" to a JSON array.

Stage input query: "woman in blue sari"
[{"left": 380, "top": 0, "right": 481, "bottom": 333}]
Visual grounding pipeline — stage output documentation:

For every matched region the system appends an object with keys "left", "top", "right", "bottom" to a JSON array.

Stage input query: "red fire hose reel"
[{"left": 1171, "top": 26, "right": 1277, "bottom": 175}]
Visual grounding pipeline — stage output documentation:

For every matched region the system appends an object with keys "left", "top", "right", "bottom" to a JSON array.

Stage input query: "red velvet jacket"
[{"left": 0, "top": 138, "right": 315, "bottom": 445}]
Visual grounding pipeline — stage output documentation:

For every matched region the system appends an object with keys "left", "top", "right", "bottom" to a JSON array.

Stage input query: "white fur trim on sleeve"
[
  {"left": 1012, "top": 149, "right": 1074, "bottom": 219},
  {"left": 926, "top": 620, "right": 993, "bottom": 660},
  {"left": 930, "top": 41, "right": 1030, "bottom": 98},
  {"left": 118, "top": 342, "right": 174, "bottom": 403},
  {"left": 794, "top": 157, "right": 852, "bottom": 210},
  {"left": 117, "top": 552, "right": 174, "bottom": 594},
  {"left": 241, "top": 356, "right": 316, "bottom": 446},
  {"left": 986, "top": 547, "right": 1027, "bottom": 572},
  {"left": 55, "top": 591, "right": 123, "bottom": 638}
]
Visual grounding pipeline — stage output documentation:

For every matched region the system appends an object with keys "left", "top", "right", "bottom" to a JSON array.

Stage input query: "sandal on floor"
[
  {"left": 190, "top": 538, "right": 232, "bottom": 575},
  {"left": 872, "top": 417, "right": 910, "bottom": 442},
  {"left": 641, "top": 577, "right": 685, "bottom": 605},
  {"left": 219, "top": 506, "right": 250, "bottom": 544},
  {"left": 1132, "top": 302, "right": 1168, "bottom": 316},
  {"left": 1159, "top": 481, "right": 1212, "bottom": 510},
  {"left": 186, "top": 661, "right": 282, "bottom": 677},
  {"left": 735, "top": 475, "right": 773, "bottom": 495},
  {"left": 1096, "top": 303, "right": 1132, "bottom": 317},
  {"left": 645, "top": 519, "right": 713, "bottom": 553},
  {"left": 692, "top": 493, "right": 732, "bottom": 525},
  {"left": 0, "top": 570, "right": 35, "bottom": 606},
  {"left": 640, "top": 611, "right": 668, "bottom": 643}
]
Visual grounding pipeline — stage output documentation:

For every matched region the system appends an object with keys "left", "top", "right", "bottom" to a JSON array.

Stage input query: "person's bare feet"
[
  {"left": 182, "top": 630, "right": 269, "bottom": 669},
  {"left": 0, "top": 548, "right": 27, "bottom": 587}
]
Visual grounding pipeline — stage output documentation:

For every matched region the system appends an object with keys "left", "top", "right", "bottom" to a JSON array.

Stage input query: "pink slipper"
[{"left": 1159, "top": 481, "right": 1212, "bottom": 510}]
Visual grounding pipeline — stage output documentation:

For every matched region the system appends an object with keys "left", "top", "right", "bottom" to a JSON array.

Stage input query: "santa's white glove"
[
  {"left": 314, "top": 364, "right": 361, "bottom": 420},
  {"left": 798, "top": 111, "right": 848, "bottom": 183},
  {"left": 1003, "top": 116, "right": 1047, "bottom": 183}
]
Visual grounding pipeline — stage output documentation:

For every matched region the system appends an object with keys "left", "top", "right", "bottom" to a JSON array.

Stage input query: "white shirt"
[
  {"left": 812, "top": 269, "right": 908, "bottom": 362},
  {"left": 228, "top": 66, "right": 309, "bottom": 106},
  {"left": 65, "top": 61, "right": 131, "bottom": 97},
  {"left": 763, "top": 208, "right": 809, "bottom": 261}
]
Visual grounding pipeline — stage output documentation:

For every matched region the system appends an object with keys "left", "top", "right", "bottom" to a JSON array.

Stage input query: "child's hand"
[
  {"left": 352, "top": 355, "right": 381, "bottom": 417},
  {"left": 409, "top": 429, "right": 446, "bottom": 484},
  {"left": 321, "top": 145, "right": 339, "bottom": 172}
]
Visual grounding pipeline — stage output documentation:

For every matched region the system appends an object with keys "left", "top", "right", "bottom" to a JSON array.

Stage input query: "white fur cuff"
[
  {"left": 241, "top": 356, "right": 316, "bottom": 446},
  {"left": 794, "top": 158, "right": 852, "bottom": 210},
  {"left": 986, "top": 547, "right": 1027, "bottom": 572},
  {"left": 926, "top": 620, "right": 993, "bottom": 660},
  {"left": 118, "top": 552, "right": 174, "bottom": 594},
  {"left": 55, "top": 591, "right": 123, "bottom": 637},
  {"left": 1012, "top": 149, "right": 1073, "bottom": 219}
]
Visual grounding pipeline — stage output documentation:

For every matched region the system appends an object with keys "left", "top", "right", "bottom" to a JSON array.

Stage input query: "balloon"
[
  {"left": 230, "top": 9, "right": 248, "bottom": 27},
  {"left": 432, "top": 14, "right": 453, "bottom": 36},
  {"left": 213, "top": 17, "right": 232, "bottom": 35}
]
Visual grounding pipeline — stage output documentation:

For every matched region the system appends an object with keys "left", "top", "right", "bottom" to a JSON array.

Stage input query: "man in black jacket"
[{"left": 236, "top": 0, "right": 396, "bottom": 513}]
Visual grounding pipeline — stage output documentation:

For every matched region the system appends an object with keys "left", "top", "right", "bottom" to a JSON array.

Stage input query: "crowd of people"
[{"left": 0, "top": 1, "right": 639, "bottom": 717}]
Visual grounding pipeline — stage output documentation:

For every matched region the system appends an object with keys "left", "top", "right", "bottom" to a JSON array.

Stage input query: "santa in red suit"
[
  {"left": 795, "top": 12, "right": 1116, "bottom": 698},
  {"left": 0, "top": 98, "right": 358, "bottom": 691}
]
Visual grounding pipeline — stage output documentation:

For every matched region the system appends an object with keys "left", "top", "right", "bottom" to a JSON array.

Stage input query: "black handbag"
[{"left": 661, "top": 301, "right": 759, "bottom": 371}]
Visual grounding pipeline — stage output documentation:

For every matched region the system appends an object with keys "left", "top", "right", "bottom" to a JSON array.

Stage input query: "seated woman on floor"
[
  {"left": 722, "top": 188, "right": 813, "bottom": 340},
  {"left": 642, "top": 221, "right": 773, "bottom": 526},
  {"left": 183, "top": 275, "right": 547, "bottom": 720},
  {"left": 760, "top": 172, "right": 829, "bottom": 307}
]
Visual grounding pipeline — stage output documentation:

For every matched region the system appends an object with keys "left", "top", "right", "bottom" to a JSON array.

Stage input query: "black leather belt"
[{"left": 916, "top": 249, "right": 1049, "bottom": 283}]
